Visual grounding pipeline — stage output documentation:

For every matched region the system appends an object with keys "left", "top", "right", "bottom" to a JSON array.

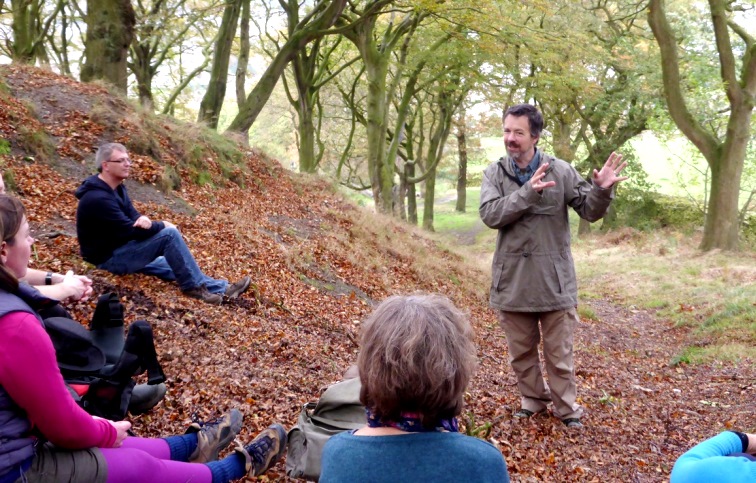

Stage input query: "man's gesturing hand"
[
  {"left": 593, "top": 152, "right": 628, "bottom": 189},
  {"left": 530, "top": 162, "right": 556, "bottom": 193}
]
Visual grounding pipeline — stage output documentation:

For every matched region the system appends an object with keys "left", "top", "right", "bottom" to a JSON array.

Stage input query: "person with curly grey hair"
[{"left": 319, "top": 294, "right": 509, "bottom": 482}]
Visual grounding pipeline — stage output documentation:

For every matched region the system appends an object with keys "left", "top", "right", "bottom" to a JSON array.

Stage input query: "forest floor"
[{"left": 1, "top": 64, "right": 754, "bottom": 482}]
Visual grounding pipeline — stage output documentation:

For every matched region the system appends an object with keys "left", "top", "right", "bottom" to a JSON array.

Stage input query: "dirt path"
[{"left": 474, "top": 294, "right": 756, "bottom": 482}]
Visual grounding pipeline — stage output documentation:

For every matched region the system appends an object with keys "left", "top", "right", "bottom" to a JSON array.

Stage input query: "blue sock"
[
  {"left": 162, "top": 433, "right": 198, "bottom": 462},
  {"left": 206, "top": 452, "right": 247, "bottom": 483}
]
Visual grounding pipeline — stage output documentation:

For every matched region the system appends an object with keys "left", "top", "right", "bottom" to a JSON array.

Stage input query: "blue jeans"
[{"left": 98, "top": 227, "right": 228, "bottom": 294}]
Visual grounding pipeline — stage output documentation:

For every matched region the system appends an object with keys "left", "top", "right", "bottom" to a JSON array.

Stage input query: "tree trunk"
[
  {"left": 197, "top": 0, "right": 241, "bottom": 129},
  {"left": 298, "top": 105, "right": 317, "bottom": 172},
  {"left": 235, "top": 0, "right": 250, "bottom": 143},
  {"left": 701, "top": 106, "right": 750, "bottom": 249},
  {"left": 422, "top": 164, "right": 436, "bottom": 231},
  {"left": 407, "top": 161, "right": 418, "bottom": 225},
  {"left": 11, "top": 0, "right": 56, "bottom": 64},
  {"left": 363, "top": 51, "right": 391, "bottom": 212},
  {"left": 81, "top": 0, "right": 135, "bottom": 91},
  {"left": 131, "top": 42, "right": 155, "bottom": 110},
  {"left": 226, "top": 0, "right": 347, "bottom": 135},
  {"left": 648, "top": 0, "right": 755, "bottom": 250},
  {"left": 455, "top": 110, "right": 468, "bottom": 213},
  {"left": 10, "top": 0, "right": 35, "bottom": 63}
]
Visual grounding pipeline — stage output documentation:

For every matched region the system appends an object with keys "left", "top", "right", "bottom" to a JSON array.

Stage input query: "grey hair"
[
  {"left": 95, "top": 143, "right": 127, "bottom": 172},
  {"left": 357, "top": 294, "right": 478, "bottom": 428}
]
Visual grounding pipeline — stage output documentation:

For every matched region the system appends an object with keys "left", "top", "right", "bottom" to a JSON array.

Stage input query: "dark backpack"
[{"left": 43, "top": 293, "right": 166, "bottom": 420}]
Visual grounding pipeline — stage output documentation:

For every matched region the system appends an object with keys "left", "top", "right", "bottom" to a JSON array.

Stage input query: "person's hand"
[
  {"left": 530, "top": 162, "right": 556, "bottom": 193},
  {"left": 163, "top": 221, "right": 176, "bottom": 230},
  {"left": 593, "top": 151, "right": 628, "bottom": 189},
  {"left": 133, "top": 215, "right": 152, "bottom": 229},
  {"left": 74, "top": 274, "right": 93, "bottom": 300},
  {"left": 61, "top": 271, "right": 89, "bottom": 301},
  {"left": 109, "top": 420, "right": 132, "bottom": 447}
]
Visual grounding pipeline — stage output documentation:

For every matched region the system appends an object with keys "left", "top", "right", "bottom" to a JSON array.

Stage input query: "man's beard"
[{"left": 506, "top": 143, "right": 522, "bottom": 160}]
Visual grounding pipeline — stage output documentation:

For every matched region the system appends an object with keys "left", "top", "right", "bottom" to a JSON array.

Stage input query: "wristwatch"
[{"left": 45, "top": 272, "right": 53, "bottom": 285}]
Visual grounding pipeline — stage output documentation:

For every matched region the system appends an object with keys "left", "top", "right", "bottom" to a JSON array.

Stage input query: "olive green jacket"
[{"left": 479, "top": 152, "right": 614, "bottom": 312}]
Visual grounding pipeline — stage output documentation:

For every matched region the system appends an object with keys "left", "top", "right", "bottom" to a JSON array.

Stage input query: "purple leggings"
[{"left": 100, "top": 437, "right": 212, "bottom": 483}]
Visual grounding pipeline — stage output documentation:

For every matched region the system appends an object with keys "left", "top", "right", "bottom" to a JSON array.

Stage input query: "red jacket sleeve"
[{"left": 0, "top": 312, "right": 117, "bottom": 448}]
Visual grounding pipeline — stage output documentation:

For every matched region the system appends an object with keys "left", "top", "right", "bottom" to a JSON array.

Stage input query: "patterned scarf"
[{"left": 366, "top": 408, "right": 458, "bottom": 433}]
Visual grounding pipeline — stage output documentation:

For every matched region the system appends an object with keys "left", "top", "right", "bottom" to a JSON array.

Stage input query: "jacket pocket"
[{"left": 552, "top": 252, "right": 575, "bottom": 295}]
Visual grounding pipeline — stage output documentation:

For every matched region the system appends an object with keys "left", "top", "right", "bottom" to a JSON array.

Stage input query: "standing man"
[
  {"left": 75, "top": 143, "right": 251, "bottom": 304},
  {"left": 479, "top": 104, "right": 627, "bottom": 428}
]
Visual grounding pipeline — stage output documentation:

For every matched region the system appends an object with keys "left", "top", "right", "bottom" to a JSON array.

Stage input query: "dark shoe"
[
  {"left": 225, "top": 276, "right": 251, "bottom": 299},
  {"left": 514, "top": 408, "right": 544, "bottom": 419},
  {"left": 563, "top": 417, "right": 583, "bottom": 428},
  {"left": 187, "top": 409, "right": 244, "bottom": 463},
  {"left": 128, "top": 383, "right": 167, "bottom": 415},
  {"left": 184, "top": 286, "right": 223, "bottom": 304},
  {"left": 235, "top": 424, "right": 287, "bottom": 477}
]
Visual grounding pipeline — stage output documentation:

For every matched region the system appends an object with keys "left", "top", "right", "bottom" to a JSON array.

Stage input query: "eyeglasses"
[{"left": 107, "top": 157, "right": 132, "bottom": 164}]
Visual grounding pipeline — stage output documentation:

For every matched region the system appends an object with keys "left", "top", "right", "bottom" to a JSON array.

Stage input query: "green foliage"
[
  {"left": 671, "top": 346, "right": 704, "bottom": 366},
  {"left": 159, "top": 165, "right": 181, "bottom": 192},
  {"left": 17, "top": 125, "right": 54, "bottom": 162},
  {"left": 613, "top": 190, "right": 704, "bottom": 232},
  {"left": 462, "top": 411, "right": 493, "bottom": 440},
  {"left": 1, "top": 169, "right": 17, "bottom": 193},
  {"left": 598, "top": 390, "right": 619, "bottom": 407},
  {"left": 577, "top": 305, "right": 598, "bottom": 322},
  {"left": 0, "top": 138, "right": 10, "bottom": 155}
]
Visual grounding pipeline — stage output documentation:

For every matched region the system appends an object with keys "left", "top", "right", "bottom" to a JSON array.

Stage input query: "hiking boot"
[
  {"left": 184, "top": 286, "right": 223, "bottom": 305},
  {"left": 235, "top": 424, "right": 287, "bottom": 477},
  {"left": 513, "top": 408, "right": 544, "bottom": 419},
  {"left": 225, "top": 275, "right": 251, "bottom": 299},
  {"left": 563, "top": 417, "right": 583, "bottom": 429},
  {"left": 187, "top": 409, "right": 244, "bottom": 463}
]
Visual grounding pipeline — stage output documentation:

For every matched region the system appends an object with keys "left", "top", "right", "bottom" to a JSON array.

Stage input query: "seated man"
[{"left": 75, "top": 143, "right": 250, "bottom": 304}]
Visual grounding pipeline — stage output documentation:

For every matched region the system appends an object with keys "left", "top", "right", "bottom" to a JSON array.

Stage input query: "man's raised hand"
[
  {"left": 593, "top": 152, "right": 628, "bottom": 189},
  {"left": 530, "top": 162, "right": 556, "bottom": 193}
]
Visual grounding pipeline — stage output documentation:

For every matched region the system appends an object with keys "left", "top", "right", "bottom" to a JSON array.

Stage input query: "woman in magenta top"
[{"left": 0, "top": 194, "right": 286, "bottom": 483}]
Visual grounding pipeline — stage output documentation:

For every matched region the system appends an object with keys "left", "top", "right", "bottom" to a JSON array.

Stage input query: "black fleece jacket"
[{"left": 75, "top": 175, "right": 165, "bottom": 265}]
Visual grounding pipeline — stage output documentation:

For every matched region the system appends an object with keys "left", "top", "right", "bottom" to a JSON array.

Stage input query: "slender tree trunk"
[
  {"left": 81, "top": 0, "right": 135, "bottom": 91},
  {"left": 197, "top": 0, "right": 241, "bottom": 129},
  {"left": 407, "top": 161, "right": 418, "bottom": 225},
  {"left": 422, "top": 164, "right": 436, "bottom": 231},
  {"left": 235, "top": 0, "right": 250, "bottom": 143},
  {"left": 227, "top": 0, "right": 346, "bottom": 134},
  {"left": 455, "top": 111, "right": 468, "bottom": 213},
  {"left": 131, "top": 42, "right": 155, "bottom": 109},
  {"left": 298, "top": 105, "right": 317, "bottom": 172}
]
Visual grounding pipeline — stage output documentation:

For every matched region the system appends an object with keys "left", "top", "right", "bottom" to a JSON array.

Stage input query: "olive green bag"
[{"left": 285, "top": 378, "right": 365, "bottom": 481}]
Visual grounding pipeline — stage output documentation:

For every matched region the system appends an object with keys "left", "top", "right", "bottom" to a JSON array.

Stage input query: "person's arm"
[
  {"left": 21, "top": 268, "right": 92, "bottom": 302},
  {"left": 0, "top": 312, "right": 117, "bottom": 449},
  {"left": 479, "top": 163, "right": 542, "bottom": 229},
  {"left": 87, "top": 190, "right": 164, "bottom": 243},
  {"left": 671, "top": 431, "right": 756, "bottom": 483}
]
